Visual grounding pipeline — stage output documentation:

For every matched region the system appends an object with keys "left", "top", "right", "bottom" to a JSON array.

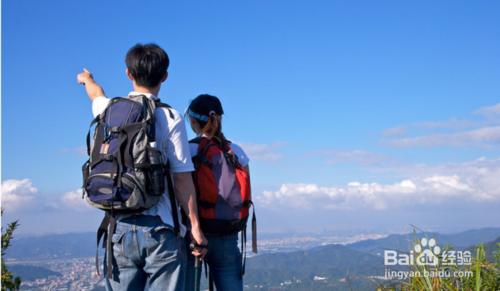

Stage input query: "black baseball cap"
[{"left": 187, "top": 94, "right": 224, "bottom": 122}]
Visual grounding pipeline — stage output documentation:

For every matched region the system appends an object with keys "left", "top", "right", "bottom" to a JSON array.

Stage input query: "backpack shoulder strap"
[
  {"left": 189, "top": 137, "right": 215, "bottom": 167},
  {"left": 110, "top": 96, "right": 126, "bottom": 103},
  {"left": 189, "top": 137, "right": 203, "bottom": 159},
  {"left": 189, "top": 136, "right": 202, "bottom": 144},
  {"left": 155, "top": 100, "right": 175, "bottom": 119},
  {"left": 198, "top": 137, "right": 215, "bottom": 157},
  {"left": 165, "top": 161, "right": 180, "bottom": 236},
  {"left": 154, "top": 101, "right": 180, "bottom": 236},
  {"left": 141, "top": 99, "right": 179, "bottom": 236}
]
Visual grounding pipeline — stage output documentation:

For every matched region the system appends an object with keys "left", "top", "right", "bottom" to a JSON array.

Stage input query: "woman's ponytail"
[
  {"left": 214, "top": 117, "right": 230, "bottom": 148},
  {"left": 206, "top": 113, "right": 230, "bottom": 148}
]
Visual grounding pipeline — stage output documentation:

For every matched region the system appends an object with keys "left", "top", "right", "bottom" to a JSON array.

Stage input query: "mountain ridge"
[{"left": 5, "top": 227, "right": 500, "bottom": 261}]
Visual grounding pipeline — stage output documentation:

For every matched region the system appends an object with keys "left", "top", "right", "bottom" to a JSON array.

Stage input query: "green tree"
[{"left": 1, "top": 210, "right": 21, "bottom": 291}]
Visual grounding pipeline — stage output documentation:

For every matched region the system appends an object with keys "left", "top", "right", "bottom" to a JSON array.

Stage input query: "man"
[{"left": 77, "top": 43, "right": 207, "bottom": 291}]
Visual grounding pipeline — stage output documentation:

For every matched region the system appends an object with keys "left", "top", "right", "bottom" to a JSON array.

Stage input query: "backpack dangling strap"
[
  {"left": 105, "top": 214, "right": 117, "bottom": 279},
  {"left": 95, "top": 213, "right": 115, "bottom": 277},
  {"left": 208, "top": 266, "right": 215, "bottom": 291},
  {"left": 241, "top": 226, "right": 247, "bottom": 277},
  {"left": 251, "top": 201, "right": 258, "bottom": 254},
  {"left": 95, "top": 214, "right": 109, "bottom": 276},
  {"left": 165, "top": 161, "right": 180, "bottom": 236},
  {"left": 201, "top": 256, "right": 212, "bottom": 290},
  {"left": 203, "top": 260, "right": 208, "bottom": 279}
]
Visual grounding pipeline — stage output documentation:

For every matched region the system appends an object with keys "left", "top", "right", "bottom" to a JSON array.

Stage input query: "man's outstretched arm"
[{"left": 77, "top": 69, "right": 105, "bottom": 101}]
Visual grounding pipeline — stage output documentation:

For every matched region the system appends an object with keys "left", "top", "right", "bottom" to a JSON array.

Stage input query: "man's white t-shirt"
[{"left": 92, "top": 92, "right": 194, "bottom": 237}]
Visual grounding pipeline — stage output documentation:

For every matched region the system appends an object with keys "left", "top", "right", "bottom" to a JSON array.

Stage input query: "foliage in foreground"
[
  {"left": 377, "top": 234, "right": 500, "bottom": 291},
  {"left": 1, "top": 210, "right": 21, "bottom": 291}
]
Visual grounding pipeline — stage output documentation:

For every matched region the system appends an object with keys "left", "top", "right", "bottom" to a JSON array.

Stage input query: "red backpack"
[{"left": 190, "top": 136, "right": 257, "bottom": 255}]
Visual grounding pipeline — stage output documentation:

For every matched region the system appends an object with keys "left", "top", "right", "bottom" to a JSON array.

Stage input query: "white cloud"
[
  {"left": 61, "top": 188, "right": 93, "bottom": 212},
  {"left": 258, "top": 157, "right": 500, "bottom": 211},
  {"left": 1, "top": 179, "right": 94, "bottom": 213},
  {"left": 318, "top": 149, "right": 391, "bottom": 166},
  {"left": 383, "top": 119, "right": 478, "bottom": 138},
  {"left": 475, "top": 103, "right": 500, "bottom": 118},
  {"left": 1, "top": 179, "right": 38, "bottom": 211},
  {"left": 239, "top": 142, "right": 285, "bottom": 161},
  {"left": 386, "top": 126, "right": 500, "bottom": 147},
  {"left": 382, "top": 126, "right": 407, "bottom": 137},
  {"left": 383, "top": 103, "right": 500, "bottom": 148},
  {"left": 409, "top": 157, "right": 500, "bottom": 201},
  {"left": 415, "top": 119, "right": 479, "bottom": 130}
]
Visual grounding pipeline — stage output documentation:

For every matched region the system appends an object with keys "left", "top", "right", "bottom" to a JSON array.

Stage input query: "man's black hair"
[{"left": 125, "top": 43, "right": 169, "bottom": 88}]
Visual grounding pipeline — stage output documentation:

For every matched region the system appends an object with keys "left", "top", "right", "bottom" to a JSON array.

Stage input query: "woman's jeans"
[
  {"left": 184, "top": 233, "right": 243, "bottom": 291},
  {"left": 104, "top": 215, "right": 184, "bottom": 291}
]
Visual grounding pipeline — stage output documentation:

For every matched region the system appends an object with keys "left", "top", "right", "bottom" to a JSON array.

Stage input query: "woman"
[{"left": 184, "top": 94, "right": 255, "bottom": 291}]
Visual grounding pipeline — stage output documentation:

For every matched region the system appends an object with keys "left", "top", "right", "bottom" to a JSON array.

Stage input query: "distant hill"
[
  {"left": 5, "top": 232, "right": 96, "bottom": 260},
  {"left": 5, "top": 227, "right": 500, "bottom": 261},
  {"left": 243, "top": 228, "right": 500, "bottom": 290},
  {"left": 438, "top": 228, "right": 500, "bottom": 248},
  {"left": 347, "top": 227, "right": 500, "bottom": 256},
  {"left": 8, "top": 264, "right": 60, "bottom": 281},
  {"left": 467, "top": 236, "right": 500, "bottom": 262},
  {"left": 245, "top": 243, "right": 388, "bottom": 290},
  {"left": 5, "top": 227, "right": 499, "bottom": 290},
  {"left": 483, "top": 236, "right": 500, "bottom": 261}
]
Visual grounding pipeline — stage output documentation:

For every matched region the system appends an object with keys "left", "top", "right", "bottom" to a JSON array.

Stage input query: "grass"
[{"left": 377, "top": 229, "right": 500, "bottom": 291}]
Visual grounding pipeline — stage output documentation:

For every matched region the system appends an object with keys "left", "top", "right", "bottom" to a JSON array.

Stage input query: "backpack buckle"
[{"left": 110, "top": 126, "right": 121, "bottom": 133}]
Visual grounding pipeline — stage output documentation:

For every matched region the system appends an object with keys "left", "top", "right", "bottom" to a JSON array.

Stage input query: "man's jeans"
[
  {"left": 184, "top": 233, "right": 243, "bottom": 291},
  {"left": 104, "top": 215, "right": 184, "bottom": 291}
]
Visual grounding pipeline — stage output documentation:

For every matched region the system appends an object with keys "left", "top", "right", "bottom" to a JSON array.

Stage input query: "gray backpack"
[{"left": 81, "top": 95, "right": 179, "bottom": 277}]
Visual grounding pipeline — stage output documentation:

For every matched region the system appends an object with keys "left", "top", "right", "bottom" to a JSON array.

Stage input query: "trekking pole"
[
  {"left": 190, "top": 242, "right": 202, "bottom": 291},
  {"left": 194, "top": 256, "right": 201, "bottom": 291}
]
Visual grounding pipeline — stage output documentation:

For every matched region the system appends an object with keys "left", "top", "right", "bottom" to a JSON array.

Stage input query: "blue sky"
[{"left": 2, "top": 0, "right": 500, "bottom": 235}]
